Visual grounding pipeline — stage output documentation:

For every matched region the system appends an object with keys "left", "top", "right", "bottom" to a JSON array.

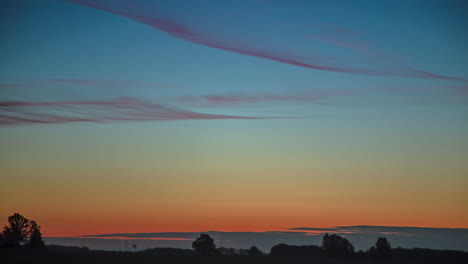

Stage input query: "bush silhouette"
[
  {"left": 322, "top": 233, "right": 354, "bottom": 256},
  {"left": 192, "top": 233, "right": 217, "bottom": 255}
]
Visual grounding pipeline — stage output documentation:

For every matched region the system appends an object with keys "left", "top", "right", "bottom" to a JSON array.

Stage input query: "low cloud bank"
[{"left": 46, "top": 226, "right": 468, "bottom": 252}]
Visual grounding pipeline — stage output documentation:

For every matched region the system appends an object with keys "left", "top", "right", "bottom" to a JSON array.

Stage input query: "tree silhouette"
[
  {"left": 247, "top": 246, "right": 264, "bottom": 256},
  {"left": 192, "top": 234, "right": 217, "bottom": 255},
  {"left": 322, "top": 233, "right": 354, "bottom": 256},
  {"left": 2, "top": 213, "right": 30, "bottom": 248},
  {"left": 375, "top": 237, "right": 391, "bottom": 257},
  {"left": 1, "top": 213, "right": 45, "bottom": 249},
  {"left": 25, "top": 220, "right": 45, "bottom": 249}
]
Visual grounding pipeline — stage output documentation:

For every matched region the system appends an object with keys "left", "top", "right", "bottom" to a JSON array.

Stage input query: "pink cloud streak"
[
  {"left": 46, "top": 78, "right": 179, "bottom": 89},
  {"left": 306, "top": 23, "right": 371, "bottom": 51},
  {"left": 176, "top": 90, "right": 359, "bottom": 107},
  {"left": 0, "top": 97, "right": 278, "bottom": 126},
  {"left": 0, "top": 78, "right": 179, "bottom": 90},
  {"left": 65, "top": 0, "right": 466, "bottom": 82}
]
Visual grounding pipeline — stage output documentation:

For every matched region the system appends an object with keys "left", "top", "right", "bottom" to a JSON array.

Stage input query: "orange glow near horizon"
[
  {"left": 2, "top": 203, "right": 467, "bottom": 237},
  {"left": 1, "top": 121, "right": 467, "bottom": 238},
  {"left": 81, "top": 237, "right": 193, "bottom": 241}
]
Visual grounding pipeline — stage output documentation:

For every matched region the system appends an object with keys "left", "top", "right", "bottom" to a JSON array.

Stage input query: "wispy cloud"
[
  {"left": 41, "top": 78, "right": 179, "bottom": 89},
  {"left": 0, "top": 97, "right": 279, "bottom": 126},
  {"left": 306, "top": 23, "right": 372, "bottom": 52},
  {"left": 304, "top": 23, "right": 398, "bottom": 62},
  {"left": 176, "top": 90, "right": 359, "bottom": 107},
  {"left": 65, "top": 0, "right": 466, "bottom": 81},
  {"left": 0, "top": 78, "right": 179, "bottom": 90}
]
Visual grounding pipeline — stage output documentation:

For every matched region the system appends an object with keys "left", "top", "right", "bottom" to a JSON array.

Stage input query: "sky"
[{"left": 1, "top": 0, "right": 468, "bottom": 250}]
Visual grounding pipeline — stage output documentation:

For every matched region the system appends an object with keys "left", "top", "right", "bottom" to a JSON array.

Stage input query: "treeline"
[
  {"left": 0, "top": 213, "right": 45, "bottom": 249},
  {"left": 2, "top": 212, "right": 468, "bottom": 262},
  {"left": 269, "top": 235, "right": 468, "bottom": 262},
  {"left": 190, "top": 233, "right": 468, "bottom": 262}
]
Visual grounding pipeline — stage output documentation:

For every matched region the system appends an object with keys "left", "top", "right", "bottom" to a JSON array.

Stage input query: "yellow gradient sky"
[{"left": 1, "top": 117, "right": 467, "bottom": 236}]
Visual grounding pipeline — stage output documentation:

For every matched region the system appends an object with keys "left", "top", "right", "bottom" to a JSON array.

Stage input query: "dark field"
[{"left": 1, "top": 250, "right": 464, "bottom": 264}]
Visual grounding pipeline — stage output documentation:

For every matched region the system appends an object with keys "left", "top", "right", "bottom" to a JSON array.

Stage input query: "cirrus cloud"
[
  {"left": 64, "top": 0, "right": 466, "bottom": 82},
  {"left": 0, "top": 97, "right": 284, "bottom": 126}
]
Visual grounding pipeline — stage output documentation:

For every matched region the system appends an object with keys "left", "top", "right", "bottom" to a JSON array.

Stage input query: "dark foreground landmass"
[
  {"left": 2, "top": 247, "right": 468, "bottom": 264},
  {"left": 3, "top": 214, "right": 468, "bottom": 263}
]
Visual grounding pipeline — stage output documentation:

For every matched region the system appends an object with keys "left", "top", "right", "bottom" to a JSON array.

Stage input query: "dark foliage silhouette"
[
  {"left": 2, "top": 223, "right": 468, "bottom": 263},
  {"left": 270, "top": 243, "right": 322, "bottom": 256},
  {"left": 25, "top": 220, "right": 45, "bottom": 249},
  {"left": 0, "top": 232, "right": 5, "bottom": 247},
  {"left": 391, "top": 247, "right": 468, "bottom": 263},
  {"left": 192, "top": 233, "right": 217, "bottom": 255},
  {"left": 247, "top": 246, "right": 264, "bottom": 256},
  {"left": 322, "top": 233, "right": 355, "bottom": 256},
  {"left": 2, "top": 213, "right": 30, "bottom": 248},
  {"left": 375, "top": 237, "right": 391, "bottom": 257},
  {"left": 1, "top": 213, "right": 45, "bottom": 249}
]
